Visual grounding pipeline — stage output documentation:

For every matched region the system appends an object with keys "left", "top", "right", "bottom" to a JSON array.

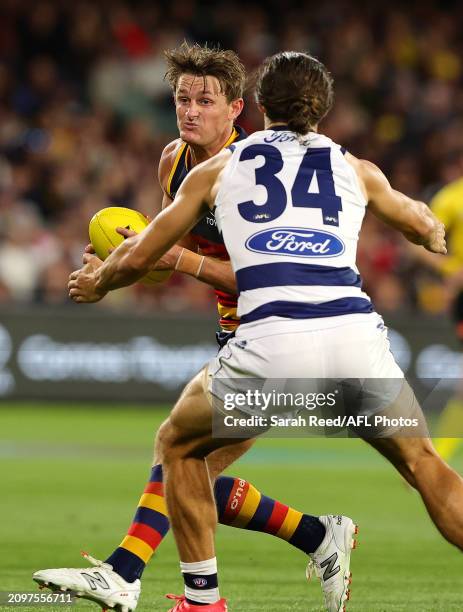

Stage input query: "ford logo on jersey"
[{"left": 245, "top": 227, "right": 345, "bottom": 257}]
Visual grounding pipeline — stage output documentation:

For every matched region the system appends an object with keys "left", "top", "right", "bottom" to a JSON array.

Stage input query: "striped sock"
[
  {"left": 106, "top": 470, "right": 323, "bottom": 583},
  {"left": 180, "top": 557, "right": 220, "bottom": 605},
  {"left": 105, "top": 464, "right": 168, "bottom": 582},
  {"left": 214, "top": 476, "right": 325, "bottom": 554}
]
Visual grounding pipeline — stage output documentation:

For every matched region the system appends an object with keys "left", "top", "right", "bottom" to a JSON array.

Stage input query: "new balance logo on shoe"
[
  {"left": 33, "top": 553, "right": 141, "bottom": 612},
  {"left": 320, "top": 553, "right": 341, "bottom": 581},
  {"left": 81, "top": 572, "right": 110, "bottom": 591}
]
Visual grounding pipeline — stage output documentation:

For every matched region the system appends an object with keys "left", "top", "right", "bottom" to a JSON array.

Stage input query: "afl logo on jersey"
[{"left": 245, "top": 227, "right": 345, "bottom": 258}]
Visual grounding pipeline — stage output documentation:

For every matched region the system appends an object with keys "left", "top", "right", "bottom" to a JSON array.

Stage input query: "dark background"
[{"left": 0, "top": 0, "right": 462, "bottom": 400}]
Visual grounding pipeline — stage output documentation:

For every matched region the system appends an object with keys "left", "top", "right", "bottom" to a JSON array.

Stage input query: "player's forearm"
[
  {"left": 176, "top": 248, "right": 237, "bottom": 294},
  {"left": 398, "top": 200, "right": 446, "bottom": 254},
  {"left": 94, "top": 237, "right": 150, "bottom": 292},
  {"left": 361, "top": 160, "right": 443, "bottom": 248},
  {"left": 400, "top": 200, "right": 437, "bottom": 244}
]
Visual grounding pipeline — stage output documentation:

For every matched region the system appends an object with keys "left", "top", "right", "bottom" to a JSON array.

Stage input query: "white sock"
[{"left": 180, "top": 557, "right": 220, "bottom": 605}]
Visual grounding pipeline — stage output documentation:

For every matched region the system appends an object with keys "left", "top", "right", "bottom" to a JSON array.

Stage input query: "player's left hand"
[{"left": 68, "top": 253, "right": 107, "bottom": 303}]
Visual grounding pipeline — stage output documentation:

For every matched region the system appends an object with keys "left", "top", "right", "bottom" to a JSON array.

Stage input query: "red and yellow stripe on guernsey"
[
  {"left": 120, "top": 481, "right": 168, "bottom": 563},
  {"left": 217, "top": 295, "right": 239, "bottom": 331},
  {"left": 192, "top": 236, "right": 240, "bottom": 331}
]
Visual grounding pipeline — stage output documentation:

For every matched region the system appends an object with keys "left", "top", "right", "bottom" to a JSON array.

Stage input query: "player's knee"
[
  {"left": 157, "top": 420, "right": 191, "bottom": 467},
  {"left": 160, "top": 423, "right": 214, "bottom": 468},
  {"left": 153, "top": 418, "right": 172, "bottom": 464},
  {"left": 156, "top": 420, "right": 178, "bottom": 458}
]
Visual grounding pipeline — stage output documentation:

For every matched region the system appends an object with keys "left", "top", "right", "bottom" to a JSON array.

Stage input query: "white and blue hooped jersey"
[{"left": 214, "top": 126, "right": 373, "bottom": 324}]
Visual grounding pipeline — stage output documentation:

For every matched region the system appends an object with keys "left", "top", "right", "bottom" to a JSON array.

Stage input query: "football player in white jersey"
[{"left": 66, "top": 52, "right": 462, "bottom": 612}]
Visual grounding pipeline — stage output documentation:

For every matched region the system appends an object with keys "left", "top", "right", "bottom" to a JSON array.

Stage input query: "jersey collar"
[{"left": 267, "top": 124, "right": 290, "bottom": 131}]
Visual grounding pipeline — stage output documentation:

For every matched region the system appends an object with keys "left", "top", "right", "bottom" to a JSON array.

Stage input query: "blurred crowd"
[{"left": 0, "top": 0, "right": 462, "bottom": 316}]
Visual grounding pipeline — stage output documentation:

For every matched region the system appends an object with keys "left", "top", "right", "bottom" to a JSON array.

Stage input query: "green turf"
[{"left": 1, "top": 404, "right": 462, "bottom": 611}]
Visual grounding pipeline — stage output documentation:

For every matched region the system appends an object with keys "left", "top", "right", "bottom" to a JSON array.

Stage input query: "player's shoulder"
[
  {"left": 158, "top": 138, "right": 185, "bottom": 187},
  {"left": 344, "top": 154, "right": 379, "bottom": 182},
  {"left": 343, "top": 154, "right": 387, "bottom": 204}
]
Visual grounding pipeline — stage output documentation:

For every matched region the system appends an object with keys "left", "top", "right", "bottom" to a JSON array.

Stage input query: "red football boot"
[{"left": 166, "top": 594, "right": 228, "bottom": 611}]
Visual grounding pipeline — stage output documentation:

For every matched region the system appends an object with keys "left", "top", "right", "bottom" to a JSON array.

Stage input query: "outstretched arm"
[{"left": 349, "top": 155, "right": 447, "bottom": 254}]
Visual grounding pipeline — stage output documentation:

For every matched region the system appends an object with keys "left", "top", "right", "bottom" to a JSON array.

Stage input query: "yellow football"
[{"left": 88, "top": 206, "right": 173, "bottom": 285}]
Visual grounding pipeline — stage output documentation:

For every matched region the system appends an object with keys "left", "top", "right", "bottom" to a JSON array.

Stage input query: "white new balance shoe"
[
  {"left": 306, "top": 515, "right": 358, "bottom": 612},
  {"left": 32, "top": 552, "right": 140, "bottom": 612}
]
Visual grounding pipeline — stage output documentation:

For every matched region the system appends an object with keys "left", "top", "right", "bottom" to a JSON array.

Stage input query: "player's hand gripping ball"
[{"left": 89, "top": 206, "right": 173, "bottom": 285}]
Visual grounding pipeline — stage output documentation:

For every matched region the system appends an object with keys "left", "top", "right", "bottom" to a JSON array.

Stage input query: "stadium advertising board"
[
  {"left": 0, "top": 306, "right": 459, "bottom": 404},
  {"left": 0, "top": 307, "right": 217, "bottom": 402}
]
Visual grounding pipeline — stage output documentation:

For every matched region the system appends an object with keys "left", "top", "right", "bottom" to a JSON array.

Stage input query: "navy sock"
[
  {"left": 289, "top": 514, "right": 326, "bottom": 554},
  {"left": 105, "top": 548, "right": 145, "bottom": 583}
]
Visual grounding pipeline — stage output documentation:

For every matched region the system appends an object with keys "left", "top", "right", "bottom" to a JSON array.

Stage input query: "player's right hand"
[{"left": 68, "top": 254, "right": 107, "bottom": 303}]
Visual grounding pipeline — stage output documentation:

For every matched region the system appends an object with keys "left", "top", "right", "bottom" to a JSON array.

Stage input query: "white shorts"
[
  {"left": 208, "top": 312, "right": 403, "bottom": 383},
  {"left": 205, "top": 312, "right": 421, "bottom": 438},
  {"left": 208, "top": 313, "right": 429, "bottom": 438}
]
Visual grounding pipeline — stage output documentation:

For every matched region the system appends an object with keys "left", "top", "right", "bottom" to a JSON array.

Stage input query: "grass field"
[{"left": 1, "top": 404, "right": 462, "bottom": 612}]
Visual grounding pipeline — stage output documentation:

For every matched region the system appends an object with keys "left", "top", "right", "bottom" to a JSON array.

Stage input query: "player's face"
[{"left": 175, "top": 74, "right": 241, "bottom": 147}]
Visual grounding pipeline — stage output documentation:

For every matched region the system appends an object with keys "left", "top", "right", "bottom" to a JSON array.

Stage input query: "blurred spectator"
[{"left": 0, "top": 0, "right": 462, "bottom": 316}]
